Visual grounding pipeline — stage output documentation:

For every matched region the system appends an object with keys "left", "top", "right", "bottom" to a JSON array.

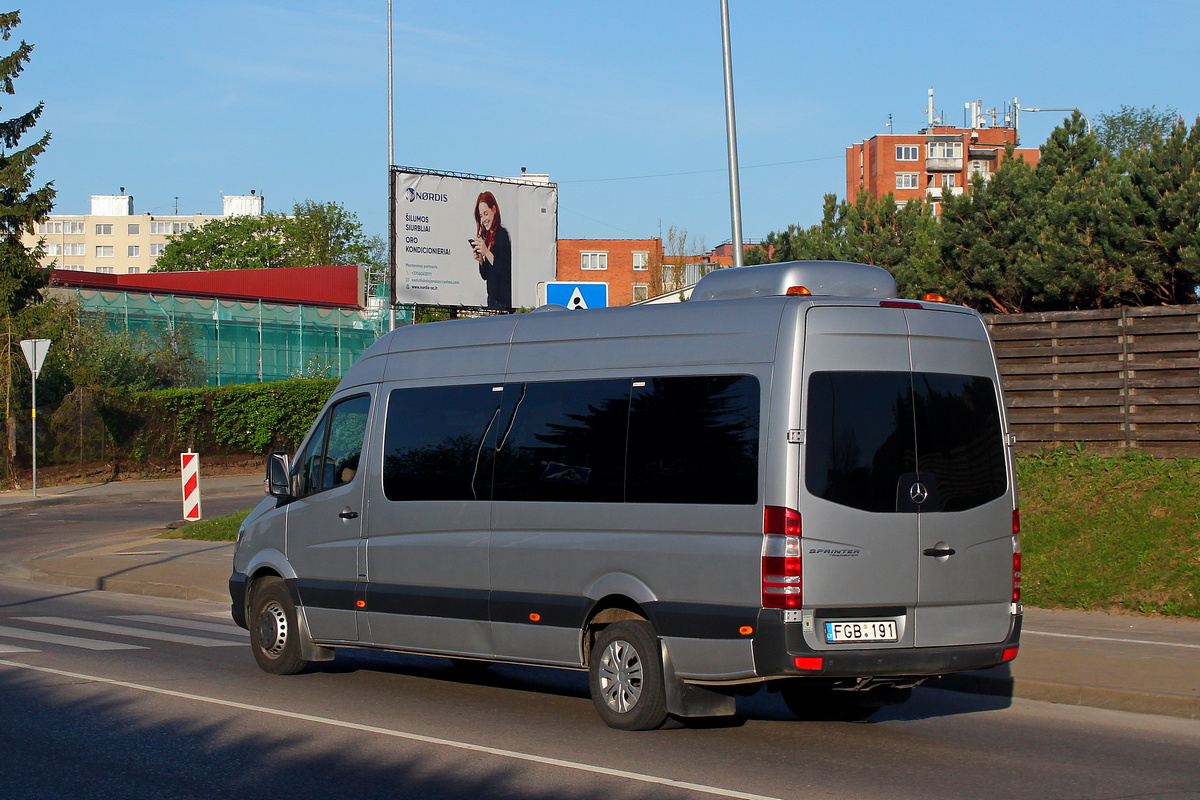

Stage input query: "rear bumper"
[{"left": 752, "top": 609, "right": 1022, "bottom": 679}]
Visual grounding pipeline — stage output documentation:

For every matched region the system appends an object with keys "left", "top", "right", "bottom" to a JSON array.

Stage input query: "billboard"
[{"left": 391, "top": 169, "right": 558, "bottom": 309}]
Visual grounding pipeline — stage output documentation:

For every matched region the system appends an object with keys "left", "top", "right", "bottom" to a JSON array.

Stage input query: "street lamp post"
[
  {"left": 1016, "top": 104, "right": 1093, "bottom": 136},
  {"left": 720, "top": 0, "right": 744, "bottom": 270}
]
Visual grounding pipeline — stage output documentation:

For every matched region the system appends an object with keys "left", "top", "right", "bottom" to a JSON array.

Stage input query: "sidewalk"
[
  {"left": 1, "top": 475, "right": 1198, "bottom": 721},
  {"left": 0, "top": 473, "right": 263, "bottom": 509}
]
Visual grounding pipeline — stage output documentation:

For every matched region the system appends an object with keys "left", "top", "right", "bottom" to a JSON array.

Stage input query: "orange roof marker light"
[
  {"left": 922, "top": 292, "right": 948, "bottom": 303},
  {"left": 785, "top": 286, "right": 812, "bottom": 296}
]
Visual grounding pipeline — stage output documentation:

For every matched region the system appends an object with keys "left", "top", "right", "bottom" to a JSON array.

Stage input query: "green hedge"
[{"left": 89, "top": 379, "right": 338, "bottom": 462}]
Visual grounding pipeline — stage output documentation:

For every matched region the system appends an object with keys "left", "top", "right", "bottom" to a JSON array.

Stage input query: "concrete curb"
[{"left": 16, "top": 566, "right": 229, "bottom": 604}]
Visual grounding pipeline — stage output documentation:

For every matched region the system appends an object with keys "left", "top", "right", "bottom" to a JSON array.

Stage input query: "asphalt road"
[
  {"left": 0, "top": 493, "right": 263, "bottom": 563},
  {"left": 1, "top": 579, "right": 1197, "bottom": 800}
]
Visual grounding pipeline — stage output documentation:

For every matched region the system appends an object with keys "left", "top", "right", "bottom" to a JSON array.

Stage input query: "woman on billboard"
[{"left": 470, "top": 191, "right": 512, "bottom": 309}]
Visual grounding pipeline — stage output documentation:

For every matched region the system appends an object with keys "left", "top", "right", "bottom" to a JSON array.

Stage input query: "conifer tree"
[
  {"left": 1125, "top": 116, "right": 1200, "bottom": 304},
  {"left": 0, "top": 10, "right": 52, "bottom": 317},
  {"left": 0, "top": 9, "right": 53, "bottom": 476},
  {"left": 1033, "top": 112, "right": 1150, "bottom": 308}
]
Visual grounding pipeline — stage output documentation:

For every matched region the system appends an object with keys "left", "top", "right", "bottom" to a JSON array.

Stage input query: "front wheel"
[
  {"left": 249, "top": 577, "right": 309, "bottom": 675},
  {"left": 588, "top": 621, "right": 668, "bottom": 731}
]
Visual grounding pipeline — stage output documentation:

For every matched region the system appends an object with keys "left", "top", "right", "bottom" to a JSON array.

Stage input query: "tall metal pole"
[
  {"left": 387, "top": 0, "right": 397, "bottom": 331},
  {"left": 31, "top": 374, "right": 37, "bottom": 498},
  {"left": 720, "top": 0, "right": 744, "bottom": 270}
]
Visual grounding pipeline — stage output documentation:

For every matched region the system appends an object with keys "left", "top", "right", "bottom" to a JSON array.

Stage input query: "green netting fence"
[{"left": 67, "top": 290, "right": 408, "bottom": 385}]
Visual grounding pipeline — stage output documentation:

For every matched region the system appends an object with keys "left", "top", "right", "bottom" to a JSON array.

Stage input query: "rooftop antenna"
[
  {"left": 927, "top": 87, "right": 935, "bottom": 127},
  {"left": 174, "top": 196, "right": 179, "bottom": 215},
  {"left": 887, "top": 113, "right": 893, "bottom": 133}
]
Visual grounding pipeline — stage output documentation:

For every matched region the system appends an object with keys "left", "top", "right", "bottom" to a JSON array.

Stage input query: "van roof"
[{"left": 691, "top": 261, "right": 897, "bottom": 301}]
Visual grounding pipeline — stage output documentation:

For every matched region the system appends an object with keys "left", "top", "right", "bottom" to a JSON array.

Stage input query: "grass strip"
[
  {"left": 160, "top": 508, "right": 251, "bottom": 541},
  {"left": 1018, "top": 449, "right": 1200, "bottom": 619}
]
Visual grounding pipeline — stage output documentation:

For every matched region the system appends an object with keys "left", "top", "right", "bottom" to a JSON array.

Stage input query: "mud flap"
[
  {"left": 296, "top": 605, "right": 336, "bottom": 662},
  {"left": 660, "top": 641, "right": 736, "bottom": 718}
]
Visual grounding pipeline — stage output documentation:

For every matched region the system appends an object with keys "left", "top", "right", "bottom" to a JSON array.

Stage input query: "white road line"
[
  {"left": 0, "top": 625, "right": 145, "bottom": 651},
  {"left": 0, "top": 644, "right": 36, "bottom": 654},
  {"left": 16, "top": 617, "right": 243, "bottom": 648},
  {"left": 1023, "top": 630, "right": 1200, "bottom": 650},
  {"left": 0, "top": 659, "right": 786, "bottom": 800},
  {"left": 113, "top": 615, "right": 249, "bottom": 637}
]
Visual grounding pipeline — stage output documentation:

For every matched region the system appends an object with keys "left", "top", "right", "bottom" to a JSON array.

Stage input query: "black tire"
[
  {"left": 588, "top": 621, "right": 668, "bottom": 731},
  {"left": 779, "top": 681, "right": 910, "bottom": 721},
  {"left": 249, "top": 577, "right": 309, "bottom": 675}
]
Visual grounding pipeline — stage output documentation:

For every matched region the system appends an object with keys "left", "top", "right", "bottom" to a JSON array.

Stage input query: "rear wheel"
[
  {"left": 249, "top": 577, "right": 309, "bottom": 675},
  {"left": 588, "top": 621, "right": 668, "bottom": 731}
]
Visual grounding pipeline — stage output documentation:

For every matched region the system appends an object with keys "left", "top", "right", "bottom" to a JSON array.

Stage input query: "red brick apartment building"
[
  {"left": 556, "top": 238, "right": 663, "bottom": 305},
  {"left": 847, "top": 118, "right": 1039, "bottom": 214}
]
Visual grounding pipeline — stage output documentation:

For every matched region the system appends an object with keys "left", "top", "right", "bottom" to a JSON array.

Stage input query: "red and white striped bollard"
[{"left": 181, "top": 451, "right": 202, "bottom": 521}]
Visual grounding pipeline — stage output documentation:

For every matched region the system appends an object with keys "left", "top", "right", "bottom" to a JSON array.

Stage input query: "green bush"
[{"left": 56, "top": 379, "right": 337, "bottom": 466}]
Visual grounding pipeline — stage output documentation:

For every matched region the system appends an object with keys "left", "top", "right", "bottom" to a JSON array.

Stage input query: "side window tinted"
[
  {"left": 626, "top": 375, "right": 760, "bottom": 505},
  {"left": 492, "top": 379, "right": 631, "bottom": 502},
  {"left": 382, "top": 384, "right": 501, "bottom": 501},
  {"left": 912, "top": 373, "right": 1007, "bottom": 511},
  {"left": 805, "top": 371, "right": 916, "bottom": 513},
  {"left": 321, "top": 395, "right": 371, "bottom": 491}
]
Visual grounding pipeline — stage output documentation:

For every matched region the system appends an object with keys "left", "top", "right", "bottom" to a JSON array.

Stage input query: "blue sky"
[{"left": 15, "top": 1, "right": 1200, "bottom": 251}]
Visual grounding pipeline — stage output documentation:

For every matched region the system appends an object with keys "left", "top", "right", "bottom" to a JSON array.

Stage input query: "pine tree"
[
  {"left": 0, "top": 10, "right": 52, "bottom": 317},
  {"left": 1033, "top": 112, "right": 1150, "bottom": 308},
  {"left": 0, "top": 10, "right": 53, "bottom": 479},
  {"left": 937, "top": 149, "right": 1043, "bottom": 312},
  {"left": 1126, "top": 117, "right": 1200, "bottom": 304}
]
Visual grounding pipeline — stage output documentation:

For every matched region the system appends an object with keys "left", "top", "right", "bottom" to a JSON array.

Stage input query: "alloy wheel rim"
[{"left": 598, "top": 639, "right": 643, "bottom": 713}]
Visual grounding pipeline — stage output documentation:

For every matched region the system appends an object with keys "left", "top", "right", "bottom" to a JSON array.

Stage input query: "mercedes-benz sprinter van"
[{"left": 230, "top": 261, "right": 1021, "bottom": 730}]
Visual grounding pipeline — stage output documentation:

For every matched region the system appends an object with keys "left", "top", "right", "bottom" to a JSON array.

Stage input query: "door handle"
[
  {"left": 923, "top": 546, "right": 955, "bottom": 558},
  {"left": 339, "top": 510, "right": 359, "bottom": 520}
]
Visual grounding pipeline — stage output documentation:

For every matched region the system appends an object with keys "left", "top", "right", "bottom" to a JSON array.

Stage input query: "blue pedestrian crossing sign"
[{"left": 545, "top": 281, "right": 608, "bottom": 310}]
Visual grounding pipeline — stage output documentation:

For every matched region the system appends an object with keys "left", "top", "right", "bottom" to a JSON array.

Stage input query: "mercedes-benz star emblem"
[{"left": 910, "top": 482, "right": 928, "bottom": 504}]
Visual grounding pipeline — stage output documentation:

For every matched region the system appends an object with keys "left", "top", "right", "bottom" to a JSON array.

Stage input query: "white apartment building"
[{"left": 25, "top": 191, "right": 265, "bottom": 274}]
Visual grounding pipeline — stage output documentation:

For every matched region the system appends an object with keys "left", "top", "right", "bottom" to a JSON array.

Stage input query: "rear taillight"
[
  {"left": 762, "top": 506, "right": 802, "bottom": 609},
  {"left": 1012, "top": 509, "right": 1022, "bottom": 603},
  {"left": 1012, "top": 552, "right": 1022, "bottom": 603}
]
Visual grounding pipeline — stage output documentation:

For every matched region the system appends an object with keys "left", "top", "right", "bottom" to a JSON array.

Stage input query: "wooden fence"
[{"left": 985, "top": 305, "right": 1200, "bottom": 457}]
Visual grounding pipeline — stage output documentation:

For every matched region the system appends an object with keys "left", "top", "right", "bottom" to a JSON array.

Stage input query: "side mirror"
[{"left": 266, "top": 451, "right": 292, "bottom": 498}]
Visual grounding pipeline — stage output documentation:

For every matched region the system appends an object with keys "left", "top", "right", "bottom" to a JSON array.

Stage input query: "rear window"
[{"left": 806, "top": 371, "right": 1006, "bottom": 513}]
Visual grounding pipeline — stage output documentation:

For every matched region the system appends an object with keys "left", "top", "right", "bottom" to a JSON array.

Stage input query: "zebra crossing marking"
[
  {"left": 0, "top": 624, "right": 146, "bottom": 651},
  {"left": 114, "top": 615, "right": 248, "bottom": 637},
  {"left": 16, "top": 617, "right": 244, "bottom": 648}
]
